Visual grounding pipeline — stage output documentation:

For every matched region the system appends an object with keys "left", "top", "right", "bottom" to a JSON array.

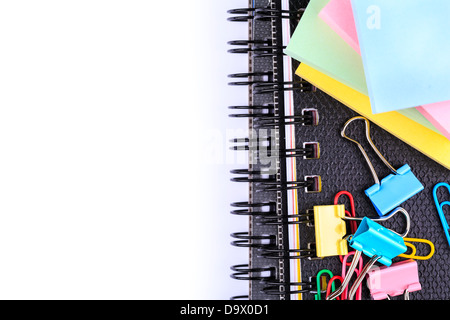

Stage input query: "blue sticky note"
[
  {"left": 351, "top": 0, "right": 450, "bottom": 114},
  {"left": 365, "top": 164, "right": 424, "bottom": 216}
]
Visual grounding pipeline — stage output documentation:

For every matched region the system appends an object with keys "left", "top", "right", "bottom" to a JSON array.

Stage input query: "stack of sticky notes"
[{"left": 285, "top": 0, "right": 450, "bottom": 169}]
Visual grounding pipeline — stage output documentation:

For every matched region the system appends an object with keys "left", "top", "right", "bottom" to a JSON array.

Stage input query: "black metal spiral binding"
[
  {"left": 260, "top": 280, "right": 314, "bottom": 296},
  {"left": 228, "top": 71, "right": 273, "bottom": 86},
  {"left": 258, "top": 248, "right": 316, "bottom": 260},
  {"left": 254, "top": 8, "right": 304, "bottom": 22},
  {"left": 228, "top": 0, "right": 316, "bottom": 300},
  {"left": 230, "top": 169, "right": 277, "bottom": 183},
  {"left": 227, "top": 7, "right": 306, "bottom": 59},
  {"left": 227, "top": 8, "right": 260, "bottom": 22},
  {"left": 230, "top": 264, "right": 276, "bottom": 281},
  {"left": 230, "top": 201, "right": 276, "bottom": 215},
  {"left": 228, "top": 104, "right": 274, "bottom": 117},
  {"left": 228, "top": 39, "right": 285, "bottom": 58},
  {"left": 260, "top": 175, "right": 322, "bottom": 193},
  {"left": 230, "top": 137, "right": 319, "bottom": 161},
  {"left": 228, "top": 70, "right": 313, "bottom": 93},
  {"left": 256, "top": 210, "right": 314, "bottom": 226},
  {"left": 231, "top": 232, "right": 276, "bottom": 249},
  {"left": 227, "top": 7, "right": 303, "bottom": 23}
]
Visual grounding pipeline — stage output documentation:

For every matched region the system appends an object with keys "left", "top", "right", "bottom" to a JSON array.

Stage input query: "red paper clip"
[
  {"left": 326, "top": 276, "right": 344, "bottom": 300},
  {"left": 334, "top": 191, "right": 358, "bottom": 265}
]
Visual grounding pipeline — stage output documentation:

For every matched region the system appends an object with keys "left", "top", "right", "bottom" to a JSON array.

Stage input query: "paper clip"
[
  {"left": 400, "top": 238, "right": 435, "bottom": 260},
  {"left": 327, "top": 207, "right": 410, "bottom": 300},
  {"left": 334, "top": 191, "right": 358, "bottom": 266},
  {"left": 315, "top": 269, "right": 335, "bottom": 300},
  {"left": 341, "top": 251, "right": 363, "bottom": 300},
  {"left": 334, "top": 191, "right": 358, "bottom": 235},
  {"left": 366, "top": 259, "right": 421, "bottom": 300},
  {"left": 433, "top": 182, "right": 450, "bottom": 247},
  {"left": 326, "top": 276, "right": 344, "bottom": 300},
  {"left": 341, "top": 117, "right": 424, "bottom": 216}
]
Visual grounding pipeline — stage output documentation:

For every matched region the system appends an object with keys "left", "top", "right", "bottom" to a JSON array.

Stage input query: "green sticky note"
[
  {"left": 284, "top": 0, "right": 441, "bottom": 134},
  {"left": 285, "top": 0, "right": 367, "bottom": 94}
]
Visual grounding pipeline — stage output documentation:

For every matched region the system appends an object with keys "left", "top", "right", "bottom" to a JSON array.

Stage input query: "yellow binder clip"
[{"left": 314, "top": 205, "right": 348, "bottom": 258}]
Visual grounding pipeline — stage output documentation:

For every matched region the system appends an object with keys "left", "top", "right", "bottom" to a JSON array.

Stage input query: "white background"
[{"left": 0, "top": 0, "right": 251, "bottom": 299}]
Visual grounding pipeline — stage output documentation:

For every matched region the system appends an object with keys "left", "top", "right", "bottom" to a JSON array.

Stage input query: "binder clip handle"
[
  {"left": 342, "top": 207, "right": 411, "bottom": 238},
  {"left": 326, "top": 251, "right": 381, "bottom": 300},
  {"left": 341, "top": 116, "right": 397, "bottom": 186},
  {"left": 433, "top": 182, "right": 450, "bottom": 247},
  {"left": 326, "top": 250, "right": 363, "bottom": 300},
  {"left": 326, "top": 276, "right": 344, "bottom": 300}
]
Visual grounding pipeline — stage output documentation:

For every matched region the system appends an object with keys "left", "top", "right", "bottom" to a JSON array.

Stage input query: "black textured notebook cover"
[{"left": 230, "top": 0, "right": 450, "bottom": 300}]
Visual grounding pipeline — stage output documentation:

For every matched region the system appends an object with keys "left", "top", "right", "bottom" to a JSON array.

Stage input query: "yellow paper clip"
[
  {"left": 399, "top": 238, "right": 435, "bottom": 260},
  {"left": 314, "top": 205, "right": 348, "bottom": 258}
]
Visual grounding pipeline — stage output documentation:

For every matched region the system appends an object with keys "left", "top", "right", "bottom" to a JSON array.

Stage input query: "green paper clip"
[{"left": 315, "top": 269, "right": 335, "bottom": 300}]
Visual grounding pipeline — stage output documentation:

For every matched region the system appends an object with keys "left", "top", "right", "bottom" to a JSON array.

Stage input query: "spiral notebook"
[{"left": 228, "top": 0, "right": 450, "bottom": 300}]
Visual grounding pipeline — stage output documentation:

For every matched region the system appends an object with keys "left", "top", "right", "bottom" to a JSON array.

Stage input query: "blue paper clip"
[
  {"left": 327, "top": 208, "right": 410, "bottom": 300},
  {"left": 341, "top": 117, "right": 424, "bottom": 216},
  {"left": 433, "top": 182, "right": 450, "bottom": 247}
]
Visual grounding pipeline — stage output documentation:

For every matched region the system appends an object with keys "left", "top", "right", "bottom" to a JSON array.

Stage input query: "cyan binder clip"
[
  {"left": 327, "top": 208, "right": 410, "bottom": 300},
  {"left": 341, "top": 117, "right": 424, "bottom": 216},
  {"left": 433, "top": 182, "right": 450, "bottom": 247}
]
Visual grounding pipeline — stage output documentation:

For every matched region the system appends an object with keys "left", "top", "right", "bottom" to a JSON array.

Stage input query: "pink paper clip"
[
  {"left": 341, "top": 251, "right": 363, "bottom": 300},
  {"left": 366, "top": 259, "right": 421, "bottom": 300}
]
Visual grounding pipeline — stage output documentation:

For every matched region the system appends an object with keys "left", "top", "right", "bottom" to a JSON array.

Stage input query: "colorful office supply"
[
  {"left": 296, "top": 63, "right": 450, "bottom": 170},
  {"left": 417, "top": 102, "right": 450, "bottom": 141},
  {"left": 285, "top": 0, "right": 442, "bottom": 134},
  {"left": 313, "top": 205, "right": 348, "bottom": 257},
  {"left": 400, "top": 238, "right": 435, "bottom": 261},
  {"left": 341, "top": 252, "right": 363, "bottom": 300},
  {"left": 320, "top": 0, "right": 450, "bottom": 138},
  {"left": 328, "top": 211, "right": 410, "bottom": 300},
  {"left": 334, "top": 191, "right": 357, "bottom": 237},
  {"left": 341, "top": 117, "right": 424, "bottom": 216},
  {"left": 433, "top": 182, "right": 450, "bottom": 247},
  {"left": 315, "top": 269, "right": 335, "bottom": 300},
  {"left": 351, "top": 0, "right": 450, "bottom": 113},
  {"left": 366, "top": 259, "right": 422, "bottom": 300},
  {"left": 349, "top": 217, "right": 408, "bottom": 267},
  {"left": 319, "top": 0, "right": 359, "bottom": 54},
  {"left": 326, "top": 276, "right": 344, "bottom": 300},
  {"left": 285, "top": 0, "right": 365, "bottom": 92},
  {"left": 364, "top": 164, "right": 424, "bottom": 217},
  {"left": 229, "top": 0, "right": 450, "bottom": 301}
]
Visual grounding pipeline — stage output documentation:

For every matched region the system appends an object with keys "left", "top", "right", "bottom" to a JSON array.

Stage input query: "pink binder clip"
[{"left": 366, "top": 259, "right": 421, "bottom": 300}]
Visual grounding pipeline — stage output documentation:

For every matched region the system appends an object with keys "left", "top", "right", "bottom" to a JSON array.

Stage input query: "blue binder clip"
[
  {"left": 327, "top": 208, "right": 410, "bottom": 300},
  {"left": 341, "top": 117, "right": 424, "bottom": 216},
  {"left": 433, "top": 182, "right": 450, "bottom": 247},
  {"left": 348, "top": 217, "right": 407, "bottom": 267}
]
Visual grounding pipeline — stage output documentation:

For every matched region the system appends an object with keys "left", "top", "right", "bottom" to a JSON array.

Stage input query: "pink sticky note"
[
  {"left": 319, "top": 0, "right": 450, "bottom": 139},
  {"left": 318, "top": 0, "right": 360, "bottom": 54},
  {"left": 417, "top": 102, "right": 450, "bottom": 141}
]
